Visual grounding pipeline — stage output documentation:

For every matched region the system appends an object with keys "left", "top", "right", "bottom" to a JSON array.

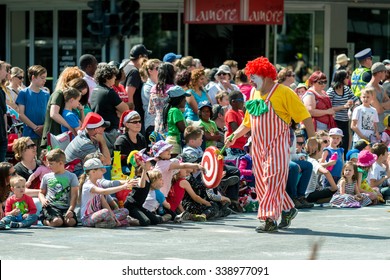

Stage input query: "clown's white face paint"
[{"left": 250, "top": 74, "right": 263, "bottom": 90}]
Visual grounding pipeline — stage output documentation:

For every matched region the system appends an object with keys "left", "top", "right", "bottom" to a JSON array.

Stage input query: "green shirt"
[
  {"left": 167, "top": 107, "right": 186, "bottom": 142},
  {"left": 199, "top": 119, "right": 218, "bottom": 148}
]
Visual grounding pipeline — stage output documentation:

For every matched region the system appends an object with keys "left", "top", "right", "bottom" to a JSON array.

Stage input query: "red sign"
[{"left": 184, "top": 0, "right": 284, "bottom": 25}]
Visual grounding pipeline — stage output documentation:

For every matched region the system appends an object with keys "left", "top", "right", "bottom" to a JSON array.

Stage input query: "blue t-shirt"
[
  {"left": 16, "top": 87, "right": 49, "bottom": 139},
  {"left": 324, "top": 147, "right": 344, "bottom": 177},
  {"left": 61, "top": 109, "right": 80, "bottom": 132},
  {"left": 184, "top": 88, "right": 209, "bottom": 121}
]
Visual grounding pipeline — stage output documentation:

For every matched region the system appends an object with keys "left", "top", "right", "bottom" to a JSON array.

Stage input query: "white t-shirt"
[
  {"left": 368, "top": 162, "right": 390, "bottom": 186},
  {"left": 154, "top": 158, "right": 179, "bottom": 197},
  {"left": 352, "top": 105, "right": 379, "bottom": 142},
  {"left": 306, "top": 157, "right": 323, "bottom": 197}
]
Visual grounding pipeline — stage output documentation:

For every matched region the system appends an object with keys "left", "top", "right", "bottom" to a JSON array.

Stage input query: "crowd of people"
[{"left": 0, "top": 45, "right": 390, "bottom": 232}]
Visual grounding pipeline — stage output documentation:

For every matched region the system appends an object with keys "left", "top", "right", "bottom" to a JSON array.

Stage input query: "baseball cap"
[
  {"left": 198, "top": 100, "right": 212, "bottom": 110},
  {"left": 84, "top": 158, "right": 105, "bottom": 171},
  {"left": 129, "top": 44, "right": 152, "bottom": 59},
  {"left": 166, "top": 85, "right": 190, "bottom": 98},
  {"left": 371, "top": 62, "right": 387, "bottom": 74},
  {"left": 163, "top": 52, "right": 182, "bottom": 63},
  {"left": 216, "top": 65, "right": 231, "bottom": 75},
  {"left": 329, "top": 128, "right": 344, "bottom": 137}
]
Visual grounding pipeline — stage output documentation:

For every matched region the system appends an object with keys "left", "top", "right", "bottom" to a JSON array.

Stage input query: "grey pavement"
[{"left": 1, "top": 204, "right": 390, "bottom": 260}]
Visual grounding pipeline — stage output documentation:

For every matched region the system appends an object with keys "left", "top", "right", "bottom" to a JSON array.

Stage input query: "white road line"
[{"left": 20, "top": 243, "right": 70, "bottom": 249}]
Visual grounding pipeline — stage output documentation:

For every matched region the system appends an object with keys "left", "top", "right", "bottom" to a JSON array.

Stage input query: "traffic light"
[
  {"left": 86, "top": 0, "right": 110, "bottom": 43},
  {"left": 118, "top": 0, "right": 140, "bottom": 38}
]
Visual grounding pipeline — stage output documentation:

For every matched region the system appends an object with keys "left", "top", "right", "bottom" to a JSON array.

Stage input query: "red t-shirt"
[
  {"left": 166, "top": 178, "right": 186, "bottom": 212},
  {"left": 225, "top": 109, "right": 247, "bottom": 150},
  {"left": 112, "top": 84, "right": 128, "bottom": 103},
  {"left": 5, "top": 194, "right": 37, "bottom": 215}
]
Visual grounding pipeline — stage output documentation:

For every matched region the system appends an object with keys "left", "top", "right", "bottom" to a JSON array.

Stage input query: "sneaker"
[
  {"left": 95, "top": 220, "right": 116, "bottom": 228},
  {"left": 161, "top": 214, "right": 172, "bottom": 223},
  {"left": 9, "top": 221, "right": 21, "bottom": 228},
  {"left": 298, "top": 197, "right": 314, "bottom": 208},
  {"left": 190, "top": 214, "right": 207, "bottom": 222},
  {"left": 230, "top": 201, "right": 244, "bottom": 213},
  {"left": 174, "top": 211, "right": 189, "bottom": 223},
  {"left": 0, "top": 222, "right": 6, "bottom": 230},
  {"left": 292, "top": 198, "right": 304, "bottom": 209},
  {"left": 278, "top": 208, "right": 298, "bottom": 229},
  {"left": 220, "top": 176, "right": 240, "bottom": 187},
  {"left": 127, "top": 216, "right": 140, "bottom": 226},
  {"left": 255, "top": 218, "right": 278, "bottom": 233}
]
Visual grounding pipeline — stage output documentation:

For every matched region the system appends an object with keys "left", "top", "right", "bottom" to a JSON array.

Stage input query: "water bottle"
[
  {"left": 327, "top": 153, "right": 338, "bottom": 171},
  {"left": 158, "top": 205, "right": 164, "bottom": 215}
]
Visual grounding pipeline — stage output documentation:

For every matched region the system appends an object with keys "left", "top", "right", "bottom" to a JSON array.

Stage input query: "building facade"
[{"left": 1, "top": 0, "right": 389, "bottom": 90}]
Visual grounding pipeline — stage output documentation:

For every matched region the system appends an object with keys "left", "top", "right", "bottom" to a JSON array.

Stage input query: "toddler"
[
  {"left": 26, "top": 149, "right": 50, "bottom": 189},
  {"left": 330, "top": 161, "right": 371, "bottom": 207},
  {"left": 142, "top": 169, "right": 172, "bottom": 223},
  {"left": 0, "top": 176, "right": 38, "bottom": 229},
  {"left": 356, "top": 150, "right": 384, "bottom": 203}
]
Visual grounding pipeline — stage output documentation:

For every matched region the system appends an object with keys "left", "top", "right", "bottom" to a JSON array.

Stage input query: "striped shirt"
[{"left": 326, "top": 85, "right": 356, "bottom": 122}]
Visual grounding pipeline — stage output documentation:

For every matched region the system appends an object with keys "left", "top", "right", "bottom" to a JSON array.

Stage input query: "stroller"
[{"left": 6, "top": 105, "right": 23, "bottom": 164}]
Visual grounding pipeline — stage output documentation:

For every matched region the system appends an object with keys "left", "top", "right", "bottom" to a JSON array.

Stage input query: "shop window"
[
  {"left": 10, "top": 11, "right": 30, "bottom": 78},
  {"left": 34, "top": 11, "right": 53, "bottom": 91},
  {"left": 142, "top": 13, "right": 181, "bottom": 61},
  {"left": 58, "top": 11, "right": 77, "bottom": 74},
  {"left": 348, "top": 8, "right": 390, "bottom": 65},
  {"left": 270, "top": 12, "right": 324, "bottom": 83}
]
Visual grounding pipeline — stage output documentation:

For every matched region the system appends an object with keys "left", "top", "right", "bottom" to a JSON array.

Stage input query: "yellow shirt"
[{"left": 243, "top": 84, "right": 310, "bottom": 128}]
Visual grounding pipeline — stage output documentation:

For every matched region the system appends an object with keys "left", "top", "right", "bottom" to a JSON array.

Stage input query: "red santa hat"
[
  {"left": 80, "top": 112, "right": 110, "bottom": 130},
  {"left": 119, "top": 110, "right": 141, "bottom": 128}
]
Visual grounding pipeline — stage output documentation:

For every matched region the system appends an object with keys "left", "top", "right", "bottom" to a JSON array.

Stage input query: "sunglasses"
[
  {"left": 16, "top": 76, "right": 24, "bottom": 80},
  {"left": 26, "top": 143, "right": 37, "bottom": 149},
  {"left": 287, "top": 74, "right": 296, "bottom": 77},
  {"left": 152, "top": 67, "right": 159, "bottom": 71},
  {"left": 297, "top": 141, "right": 305, "bottom": 146},
  {"left": 217, "top": 73, "right": 228, "bottom": 76},
  {"left": 317, "top": 80, "right": 327, "bottom": 85},
  {"left": 128, "top": 120, "right": 142, "bottom": 124},
  {"left": 234, "top": 98, "right": 244, "bottom": 102},
  {"left": 9, "top": 171, "right": 16, "bottom": 176}
]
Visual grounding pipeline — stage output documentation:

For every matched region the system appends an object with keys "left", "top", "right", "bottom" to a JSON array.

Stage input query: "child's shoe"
[
  {"left": 127, "top": 216, "right": 140, "bottom": 226},
  {"left": 174, "top": 211, "right": 189, "bottom": 223},
  {"left": 220, "top": 176, "right": 240, "bottom": 187},
  {"left": 9, "top": 221, "right": 21, "bottom": 228},
  {"left": 161, "top": 214, "right": 172, "bottom": 223},
  {"left": 190, "top": 214, "right": 207, "bottom": 222},
  {"left": 95, "top": 220, "right": 116, "bottom": 228},
  {"left": 0, "top": 222, "right": 6, "bottom": 230}
]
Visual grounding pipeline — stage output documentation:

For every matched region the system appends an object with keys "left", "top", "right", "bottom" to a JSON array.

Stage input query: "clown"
[{"left": 226, "top": 57, "right": 317, "bottom": 232}]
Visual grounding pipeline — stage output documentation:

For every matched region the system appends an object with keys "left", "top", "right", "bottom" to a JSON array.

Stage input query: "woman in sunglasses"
[
  {"left": 114, "top": 110, "right": 147, "bottom": 168},
  {"left": 302, "top": 71, "right": 337, "bottom": 132}
]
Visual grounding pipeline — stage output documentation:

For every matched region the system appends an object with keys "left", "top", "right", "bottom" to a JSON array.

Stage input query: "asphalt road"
[{"left": 1, "top": 204, "right": 390, "bottom": 260}]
